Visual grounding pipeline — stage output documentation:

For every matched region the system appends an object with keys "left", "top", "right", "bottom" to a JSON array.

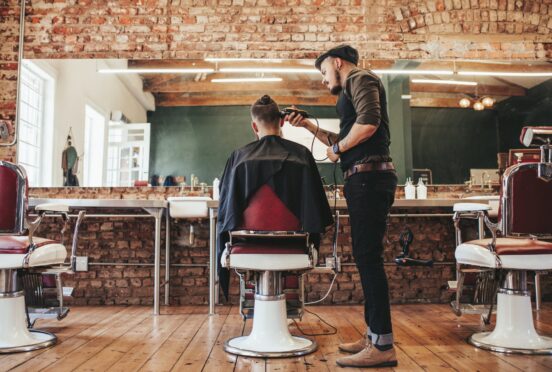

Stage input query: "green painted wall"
[
  {"left": 411, "top": 107, "right": 499, "bottom": 184},
  {"left": 495, "top": 79, "right": 552, "bottom": 152},
  {"left": 384, "top": 75, "right": 412, "bottom": 183},
  {"left": 148, "top": 105, "right": 343, "bottom": 185}
]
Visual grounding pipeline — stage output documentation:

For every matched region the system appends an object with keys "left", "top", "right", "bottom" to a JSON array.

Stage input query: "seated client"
[{"left": 217, "top": 95, "right": 334, "bottom": 299}]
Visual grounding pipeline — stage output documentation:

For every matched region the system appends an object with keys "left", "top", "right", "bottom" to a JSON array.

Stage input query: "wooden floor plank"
[
  {"left": 305, "top": 307, "right": 369, "bottom": 372},
  {"left": 344, "top": 306, "right": 453, "bottom": 372},
  {"left": 202, "top": 306, "right": 243, "bottom": 372},
  {"left": 3, "top": 306, "right": 131, "bottom": 372},
  {"left": 139, "top": 312, "right": 208, "bottom": 372},
  {"left": 170, "top": 307, "right": 229, "bottom": 371},
  {"left": 430, "top": 303, "right": 552, "bottom": 371},
  {"left": 105, "top": 314, "right": 189, "bottom": 372},
  {"left": 393, "top": 305, "right": 524, "bottom": 372},
  {"left": 1, "top": 304, "right": 550, "bottom": 372},
  {"left": 38, "top": 306, "right": 150, "bottom": 372}
]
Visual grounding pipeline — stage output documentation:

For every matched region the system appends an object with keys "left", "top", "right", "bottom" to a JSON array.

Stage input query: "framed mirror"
[{"left": 17, "top": 58, "right": 552, "bottom": 187}]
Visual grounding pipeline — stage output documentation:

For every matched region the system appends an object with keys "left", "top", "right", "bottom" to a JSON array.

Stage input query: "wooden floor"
[{"left": 1, "top": 304, "right": 551, "bottom": 371}]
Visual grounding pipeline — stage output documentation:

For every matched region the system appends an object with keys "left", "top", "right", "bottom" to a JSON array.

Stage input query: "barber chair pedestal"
[
  {"left": 224, "top": 271, "right": 316, "bottom": 358},
  {"left": 468, "top": 271, "right": 552, "bottom": 354},
  {"left": 0, "top": 269, "right": 57, "bottom": 353}
]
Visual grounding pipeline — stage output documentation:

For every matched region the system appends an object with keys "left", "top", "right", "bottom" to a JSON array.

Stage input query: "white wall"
[{"left": 39, "top": 59, "right": 149, "bottom": 186}]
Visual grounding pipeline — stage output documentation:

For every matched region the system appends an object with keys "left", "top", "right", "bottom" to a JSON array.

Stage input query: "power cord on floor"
[
  {"left": 292, "top": 307, "right": 337, "bottom": 336},
  {"left": 304, "top": 273, "right": 338, "bottom": 305}
]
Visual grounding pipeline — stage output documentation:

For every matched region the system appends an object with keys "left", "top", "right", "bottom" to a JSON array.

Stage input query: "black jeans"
[{"left": 344, "top": 170, "right": 397, "bottom": 347}]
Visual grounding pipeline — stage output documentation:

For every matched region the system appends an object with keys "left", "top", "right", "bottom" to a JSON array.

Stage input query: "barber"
[{"left": 287, "top": 45, "right": 398, "bottom": 368}]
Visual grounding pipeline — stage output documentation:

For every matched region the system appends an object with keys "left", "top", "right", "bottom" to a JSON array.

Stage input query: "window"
[
  {"left": 83, "top": 104, "right": 106, "bottom": 186},
  {"left": 106, "top": 122, "right": 150, "bottom": 187},
  {"left": 17, "top": 61, "right": 55, "bottom": 187},
  {"left": 18, "top": 64, "right": 45, "bottom": 186},
  {"left": 281, "top": 119, "right": 340, "bottom": 162}
]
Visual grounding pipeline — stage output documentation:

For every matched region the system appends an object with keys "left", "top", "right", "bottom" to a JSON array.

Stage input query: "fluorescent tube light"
[
  {"left": 205, "top": 58, "right": 283, "bottom": 62},
  {"left": 372, "top": 69, "right": 454, "bottom": 75},
  {"left": 220, "top": 68, "right": 319, "bottom": 74},
  {"left": 411, "top": 79, "right": 477, "bottom": 86},
  {"left": 98, "top": 68, "right": 214, "bottom": 74},
  {"left": 458, "top": 71, "right": 552, "bottom": 77},
  {"left": 211, "top": 77, "right": 283, "bottom": 83}
]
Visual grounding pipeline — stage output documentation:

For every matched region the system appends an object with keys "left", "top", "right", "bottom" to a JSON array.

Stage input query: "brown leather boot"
[
  {"left": 336, "top": 344, "right": 397, "bottom": 368},
  {"left": 338, "top": 335, "right": 371, "bottom": 354}
]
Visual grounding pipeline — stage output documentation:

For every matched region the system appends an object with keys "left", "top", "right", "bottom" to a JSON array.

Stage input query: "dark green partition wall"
[{"left": 148, "top": 105, "right": 342, "bottom": 184}]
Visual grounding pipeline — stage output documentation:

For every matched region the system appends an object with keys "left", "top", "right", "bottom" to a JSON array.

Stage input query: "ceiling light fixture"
[
  {"left": 481, "top": 96, "right": 495, "bottom": 107},
  {"left": 473, "top": 101, "right": 485, "bottom": 111},
  {"left": 372, "top": 69, "right": 454, "bottom": 75},
  {"left": 458, "top": 71, "right": 552, "bottom": 77},
  {"left": 98, "top": 68, "right": 215, "bottom": 74},
  {"left": 211, "top": 77, "right": 283, "bottom": 83},
  {"left": 219, "top": 68, "right": 319, "bottom": 74},
  {"left": 205, "top": 58, "right": 283, "bottom": 62},
  {"left": 411, "top": 79, "right": 478, "bottom": 86},
  {"left": 459, "top": 98, "right": 471, "bottom": 108}
]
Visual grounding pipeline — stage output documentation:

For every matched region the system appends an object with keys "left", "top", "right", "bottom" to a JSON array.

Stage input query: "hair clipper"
[{"left": 280, "top": 107, "right": 310, "bottom": 119}]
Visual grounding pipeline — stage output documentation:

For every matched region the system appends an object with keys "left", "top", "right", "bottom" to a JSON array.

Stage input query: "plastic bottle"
[
  {"left": 416, "top": 178, "right": 427, "bottom": 199},
  {"left": 404, "top": 178, "right": 416, "bottom": 200},
  {"left": 212, "top": 177, "right": 220, "bottom": 200}
]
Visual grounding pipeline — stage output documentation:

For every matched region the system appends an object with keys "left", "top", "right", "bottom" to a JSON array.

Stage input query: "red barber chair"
[
  {"left": 220, "top": 184, "right": 318, "bottom": 357},
  {"left": 453, "top": 126, "right": 552, "bottom": 354},
  {"left": 0, "top": 161, "right": 85, "bottom": 353}
]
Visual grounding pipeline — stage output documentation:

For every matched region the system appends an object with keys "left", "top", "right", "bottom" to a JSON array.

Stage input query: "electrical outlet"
[
  {"left": 75, "top": 256, "right": 88, "bottom": 272},
  {"left": 326, "top": 256, "right": 342, "bottom": 272},
  {"left": 0, "top": 121, "right": 10, "bottom": 140}
]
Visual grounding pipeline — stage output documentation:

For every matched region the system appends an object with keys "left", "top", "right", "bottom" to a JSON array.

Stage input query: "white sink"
[
  {"left": 463, "top": 195, "right": 499, "bottom": 201},
  {"left": 462, "top": 195, "right": 500, "bottom": 217},
  {"left": 167, "top": 196, "right": 212, "bottom": 218}
]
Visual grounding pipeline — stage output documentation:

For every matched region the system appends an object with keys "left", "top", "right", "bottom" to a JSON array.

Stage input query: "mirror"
[{"left": 17, "top": 58, "right": 552, "bottom": 187}]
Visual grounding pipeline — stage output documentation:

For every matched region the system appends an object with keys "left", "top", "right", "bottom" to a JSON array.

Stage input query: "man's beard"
[{"left": 330, "top": 70, "right": 342, "bottom": 95}]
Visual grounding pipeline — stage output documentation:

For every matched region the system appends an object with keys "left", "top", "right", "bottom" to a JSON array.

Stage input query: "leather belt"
[{"left": 344, "top": 162, "right": 395, "bottom": 180}]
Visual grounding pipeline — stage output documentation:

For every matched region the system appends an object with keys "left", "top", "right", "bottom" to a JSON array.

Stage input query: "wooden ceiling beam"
[
  {"left": 155, "top": 93, "right": 336, "bottom": 107},
  {"left": 410, "top": 97, "right": 471, "bottom": 108},
  {"left": 410, "top": 82, "right": 526, "bottom": 96},
  {"left": 144, "top": 79, "right": 326, "bottom": 93}
]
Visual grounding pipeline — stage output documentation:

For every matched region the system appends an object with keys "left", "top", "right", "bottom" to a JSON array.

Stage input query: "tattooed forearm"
[{"left": 308, "top": 125, "right": 338, "bottom": 146}]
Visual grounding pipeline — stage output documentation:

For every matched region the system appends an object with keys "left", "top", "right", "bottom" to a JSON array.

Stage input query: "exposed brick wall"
[
  {"left": 2, "top": 1, "right": 552, "bottom": 161},
  {"left": 0, "top": 1, "right": 20, "bottom": 162},
  {"left": 25, "top": 186, "right": 474, "bottom": 305},
  {"left": 34, "top": 204, "right": 457, "bottom": 306},
  {"left": 2, "top": 1, "right": 552, "bottom": 305}
]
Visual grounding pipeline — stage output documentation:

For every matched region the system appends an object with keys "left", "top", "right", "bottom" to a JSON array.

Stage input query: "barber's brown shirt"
[{"left": 336, "top": 68, "right": 391, "bottom": 170}]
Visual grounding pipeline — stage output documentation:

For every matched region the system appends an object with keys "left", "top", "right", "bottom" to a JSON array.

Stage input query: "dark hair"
[
  {"left": 163, "top": 175, "right": 177, "bottom": 187},
  {"left": 250, "top": 95, "right": 280, "bottom": 127}
]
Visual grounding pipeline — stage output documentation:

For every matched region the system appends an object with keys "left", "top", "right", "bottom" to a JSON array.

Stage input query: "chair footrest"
[{"left": 229, "top": 253, "right": 311, "bottom": 271}]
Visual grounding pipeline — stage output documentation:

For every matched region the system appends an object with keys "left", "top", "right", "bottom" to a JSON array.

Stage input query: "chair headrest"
[{"left": 520, "top": 126, "right": 552, "bottom": 147}]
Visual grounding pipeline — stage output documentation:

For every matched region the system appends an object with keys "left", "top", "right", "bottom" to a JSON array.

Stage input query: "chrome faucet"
[
  {"left": 480, "top": 171, "right": 488, "bottom": 186},
  {"left": 483, "top": 173, "right": 493, "bottom": 191}
]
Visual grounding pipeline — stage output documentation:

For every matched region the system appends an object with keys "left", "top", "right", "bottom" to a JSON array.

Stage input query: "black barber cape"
[{"left": 217, "top": 135, "right": 334, "bottom": 299}]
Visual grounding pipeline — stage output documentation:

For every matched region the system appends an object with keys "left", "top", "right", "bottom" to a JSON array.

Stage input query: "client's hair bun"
[{"left": 259, "top": 95, "right": 272, "bottom": 105}]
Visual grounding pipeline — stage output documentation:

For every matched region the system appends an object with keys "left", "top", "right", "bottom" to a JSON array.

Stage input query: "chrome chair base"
[
  {"left": 224, "top": 336, "right": 317, "bottom": 358},
  {"left": 0, "top": 330, "right": 57, "bottom": 354},
  {"left": 468, "top": 333, "right": 552, "bottom": 355},
  {"left": 466, "top": 291, "right": 552, "bottom": 355},
  {"left": 0, "top": 293, "right": 58, "bottom": 353}
]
